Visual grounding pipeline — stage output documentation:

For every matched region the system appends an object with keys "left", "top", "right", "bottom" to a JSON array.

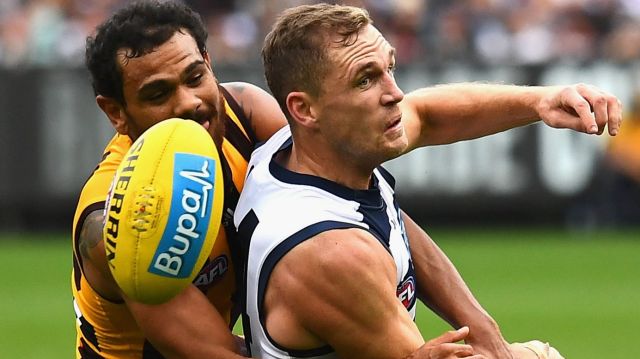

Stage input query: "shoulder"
[
  {"left": 274, "top": 229, "right": 396, "bottom": 297},
  {"left": 220, "top": 82, "right": 287, "bottom": 142},
  {"left": 74, "top": 134, "right": 130, "bottom": 225},
  {"left": 266, "top": 228, "right": 397, "bottom": 339},
  {"left": 221, "top": 81, "right": 270, "bottom": 101}
]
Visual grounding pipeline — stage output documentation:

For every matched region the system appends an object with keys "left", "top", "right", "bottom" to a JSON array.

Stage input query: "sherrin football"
[{"left": 103, "top": 118, "right": 224, "bottom": 304}]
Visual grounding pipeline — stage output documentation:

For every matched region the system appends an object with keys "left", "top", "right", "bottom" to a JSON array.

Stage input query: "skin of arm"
[
  {"left": 223, "top": 82, "right": 288, "bottom": 142},
  {"left": 78, "top": 210, "right": 246, "bottom": 358},
  {"left": 264, "top": 228, "right": 477, "bottom": 359},
  {"left": 401, "top": 212, "right": 513, "bottom": 359},
  {"left": 400, "top": 83, "right": 623, "bottom": 149}
]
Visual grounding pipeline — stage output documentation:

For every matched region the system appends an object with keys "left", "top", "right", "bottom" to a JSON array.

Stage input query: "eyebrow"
[{"left": 352, "top": 48, "right": 397, "bottom": 77}]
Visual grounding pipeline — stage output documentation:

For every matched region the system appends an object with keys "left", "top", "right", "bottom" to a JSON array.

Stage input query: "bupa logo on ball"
[{"left": 149, "top": 153, "right": 216, "bottom": 278}]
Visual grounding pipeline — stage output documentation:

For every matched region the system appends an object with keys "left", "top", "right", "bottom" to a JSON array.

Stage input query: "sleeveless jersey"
[
  {"left": 72, "top": 86, "right": 256, "bottom": 358},
  {"left": 234, "top": 127, "right": 417, "bottom": 359}
]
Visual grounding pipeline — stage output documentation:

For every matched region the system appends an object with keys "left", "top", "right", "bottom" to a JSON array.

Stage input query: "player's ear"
[
  {"left": 286, "top": 92, "right": 318, "bottom": 129},
  {"left": 97, "top": 95, "right": 128, "bottom": 135}
]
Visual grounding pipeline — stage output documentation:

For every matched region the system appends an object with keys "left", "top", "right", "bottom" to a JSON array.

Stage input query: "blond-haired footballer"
[{"left": 236, "top": 3, "right": 619, "bottom": 358}]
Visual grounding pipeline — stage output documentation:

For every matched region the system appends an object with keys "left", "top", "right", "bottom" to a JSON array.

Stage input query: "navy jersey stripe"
[
  {"left": 268, "top": 146, "right": 383, "bottom": 208},
  {"left": 237, "top": 209, "right": 260, "bottom": 355},
  {"left": 376, "top": 165, "right": 396, "bottom": 189},
  {"left": 356, "top": 199, "right": 392, "bottom": 249}
]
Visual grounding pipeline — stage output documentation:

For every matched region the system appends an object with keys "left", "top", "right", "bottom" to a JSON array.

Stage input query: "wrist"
[{"left": 465, "top": 316, "right": 504, "bottom": 343}]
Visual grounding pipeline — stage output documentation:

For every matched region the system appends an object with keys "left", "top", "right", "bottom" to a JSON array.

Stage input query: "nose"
[
  {"left": 174, "top": 87, "right": 202, "bottom": 119},
  {"left": 380, "top": 74, "right": 404, "bottom": 106}
]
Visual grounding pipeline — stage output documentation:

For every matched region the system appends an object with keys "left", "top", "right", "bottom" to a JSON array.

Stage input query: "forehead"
[
  {"left": 117, "top": 31, "right": 203, "bottom": 87},
  {"left": 329, "top": 24, "right": 395, "bottom": 76}
]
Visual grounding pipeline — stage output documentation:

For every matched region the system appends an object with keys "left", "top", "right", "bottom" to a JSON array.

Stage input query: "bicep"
[
  {"left": 78, "top": 209, "right": 106, "bottom": 266},
  {"left": 270, "top": 229, "right": 424, "bottom": 359},
  {"left": 77, "top": 209, "right": 120, "bottom": 300}
]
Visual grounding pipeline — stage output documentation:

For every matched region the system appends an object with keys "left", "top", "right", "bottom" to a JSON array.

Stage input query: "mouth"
[
  {"left": 386, "top": 115, "right": 402, "bottom": 131},
  {"left": 188, "top": 111, "right": 213, "bottom": 131},
  {"left": 187, "top": 118, "right": 210, "bottom": 130}
]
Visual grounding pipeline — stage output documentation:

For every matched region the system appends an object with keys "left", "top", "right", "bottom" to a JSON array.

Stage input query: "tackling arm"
[
  {"left": 402, "top": 212, "right": 513, "bottom": 359},
  {"left": 125, "top": 286, "right": 244, "bottom": 359},
  {"left": 222, "top": 82, "right": 288, "bottom": 142},
  {"left": 400, "top": 83, "right": 622, "bottom": 150},
  {"left": 77, "top": 210, "right": 245, "bottom": 359}
]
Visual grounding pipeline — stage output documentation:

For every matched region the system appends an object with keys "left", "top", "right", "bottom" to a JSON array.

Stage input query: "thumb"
[{"left": 425, "top": 326, "right": 470, "bottom": 346}]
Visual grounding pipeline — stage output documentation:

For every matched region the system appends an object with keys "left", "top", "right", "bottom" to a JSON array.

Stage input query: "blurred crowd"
[{"left": 2, "top": 0, "right": 640, "bottom": 68}]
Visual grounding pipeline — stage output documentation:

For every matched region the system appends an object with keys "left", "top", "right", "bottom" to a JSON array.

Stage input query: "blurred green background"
[{"left": 1, "top": 227, "right": 638, "bottom": 359}]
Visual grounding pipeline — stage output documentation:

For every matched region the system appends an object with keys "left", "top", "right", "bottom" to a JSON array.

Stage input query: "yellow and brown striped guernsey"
[{"left": 72, "top": 87, "right": 255, "bottom": 358}]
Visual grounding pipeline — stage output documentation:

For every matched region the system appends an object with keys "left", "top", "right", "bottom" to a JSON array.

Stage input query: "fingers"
[
  {"left": 574, "top": 83, "right": 623, "bottom": 136},
  {"left": 425, "top": 326, "right": 470, "bottom": 346},
  {"left": 418, "top": 327, "right": 488, "bottom": 358},
  {"left": 432, "top": 343, "right": 483, "bottom": 358},
  {"left": 606, "top": 95, "right": 623, "bottom": 136},
  {"left": 565, "top": 85, "right": 598, "bottom": 133},
  {"left": 415, "top": 342, "right": 486, "bottom": 359}
]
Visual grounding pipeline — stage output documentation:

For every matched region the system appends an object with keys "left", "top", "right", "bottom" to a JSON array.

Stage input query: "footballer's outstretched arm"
[
  {"left": 77, "top": 211, "right": 246, "bottom": 359},
  {"left": 400, "top": 83, "right": 622, "bottom": 150},
  {"left": 264, "top": 228, "right": 482, "bottom": 359}
]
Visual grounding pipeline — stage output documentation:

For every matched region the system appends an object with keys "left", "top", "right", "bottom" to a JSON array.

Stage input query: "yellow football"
[{"left": 103, "top": 118, "right": 224, "bottom": 304}]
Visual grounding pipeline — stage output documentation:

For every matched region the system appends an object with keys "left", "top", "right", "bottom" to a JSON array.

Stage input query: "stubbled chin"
[{"left": 387, "top": 136, "right": 409, "bottom": 159}]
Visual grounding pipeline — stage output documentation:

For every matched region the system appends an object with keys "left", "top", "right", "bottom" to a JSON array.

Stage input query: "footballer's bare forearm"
[
  {"left": 404, "top": 82, "right": 622, "bottom": 149},
  {"left": 403, "top": 83, "right": 541, "bottom": 148},
  {"left": 401, "top": 212, "right": 502, "bottom": 336},
  {"left": 126, "top": 285, "right": 246, "bottom": 359}
]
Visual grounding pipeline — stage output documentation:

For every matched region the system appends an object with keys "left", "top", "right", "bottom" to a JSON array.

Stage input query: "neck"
[{"left": 278, "top": 142, "right": 375, "bottom": 190}]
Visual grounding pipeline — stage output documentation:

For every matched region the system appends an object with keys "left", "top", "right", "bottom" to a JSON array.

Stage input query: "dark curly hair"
[{"left": 85, "top": 0, "right": 208, "bottom": 105}]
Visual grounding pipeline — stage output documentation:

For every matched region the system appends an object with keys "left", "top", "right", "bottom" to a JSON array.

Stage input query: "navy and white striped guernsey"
[{"left": 234, "top": 126, "right": 417, "bottom": 359}]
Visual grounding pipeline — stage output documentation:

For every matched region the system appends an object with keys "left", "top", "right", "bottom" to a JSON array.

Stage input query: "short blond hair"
[{"left": 262, "top": 3, "right": 372, "bottom": 120}]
